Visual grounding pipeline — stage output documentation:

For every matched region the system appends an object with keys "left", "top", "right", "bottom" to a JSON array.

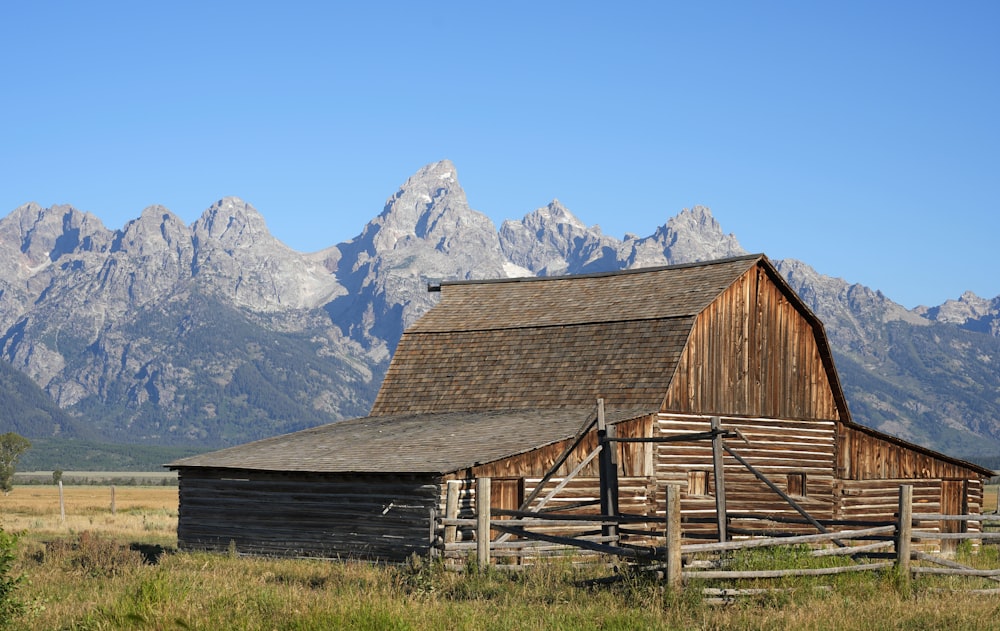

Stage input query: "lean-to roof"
[{"left": 169, "top": 407, "right": 651, "bottom": 474}]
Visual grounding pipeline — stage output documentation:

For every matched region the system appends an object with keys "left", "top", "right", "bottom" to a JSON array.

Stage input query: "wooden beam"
[
  {"left": 597, "top": 399, "right": 619, "bottom": 543},
  {"left": 490, "top": 523, "right": 644, "bottom": 559},
  {"left": 897, "top": 484, "right": 912, "bottom": 583},
  {"left": 711, "top": 416, "right": 728, "bottom": 542},
  {"left": 476, "top": 477, "right": 491, "bottom": 568},
  {"left": 517, "top": 406, "right": 598, "bottom": 511},
  {"left": 444, "top": 480, "right": 460, "bottom": 545},
  {"left": 665, "top": 484, "right": 683, "bottom": 590},
  {"left": 494, "top": 446, "right": 602, "bottom": 544}
]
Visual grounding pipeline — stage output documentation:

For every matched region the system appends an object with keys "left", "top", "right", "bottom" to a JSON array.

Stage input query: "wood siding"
[
  {"left": 655, "top": 413, "right": 838, "bottom": 536},
  {"left": 663, "top": 265, "right": 842, "bottom": 421},
  {"left": 467, "top": 416, "right": 654, "bottom": 480},
  {"left": 837, "top": 424, "right": 984, "bottom": 480},
  {"left": 176, "top": 469, "right": 439, "bottom": 562}
]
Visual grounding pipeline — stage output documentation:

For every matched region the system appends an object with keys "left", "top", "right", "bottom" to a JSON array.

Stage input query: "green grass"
[{"left": 5, "top": 539, "right": 1000, "bottom": 630}]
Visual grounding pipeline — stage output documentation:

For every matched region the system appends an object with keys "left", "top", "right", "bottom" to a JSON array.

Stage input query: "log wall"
[
  {"left": 176, "top": 469, "right": 439, "bottom": 561},
  {"left": 656, "top": 413, "right": 838, "bottom": 537}
]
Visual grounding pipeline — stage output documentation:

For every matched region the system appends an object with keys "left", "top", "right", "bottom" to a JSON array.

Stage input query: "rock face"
[
  {"left": 2, "top": 159, "right": 1000, "bottom": 462},
  {"left": 916, "top": 292, "right": 1000, "bottom": 336},
  {"left": 329, "top": 160, "right": 509, "bottom": 353}
]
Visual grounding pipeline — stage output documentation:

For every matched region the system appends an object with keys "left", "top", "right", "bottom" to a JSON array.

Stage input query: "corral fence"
[{"left": 432, "top": 481, "right": 1000, "bottom": 595}]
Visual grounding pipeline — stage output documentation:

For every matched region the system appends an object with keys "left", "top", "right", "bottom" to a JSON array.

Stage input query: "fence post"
[
  {"left": 58, "top": 480, "right": 65, "bottom": 523},
  {"left": 111, "top": 485, "right": 116, "bottom": 515},
  {"left": 444, "top": 480, "right": 461, "bottom": 546},
  {"left": 710, "top": 416, "right": 728, "bottom": 542},
  {"left": 897, "top": 484, "right": 913, "bottom": 585},
  {"left": 596, "top": 399, "right": 620, "bottom": 544},
  {"left": 665, "top": 484, "right": 683, "bottom": 590},
  {"left": 476, "top": 477, "right": 491, "bottom": 569}
]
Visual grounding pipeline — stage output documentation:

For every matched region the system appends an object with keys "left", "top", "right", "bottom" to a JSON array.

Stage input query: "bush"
[
  {"left": 39, "top": 532, "right": 145, "bottom": 578},
  {"left": 0, "top": 529, "right": 25, "bottom": 628}
]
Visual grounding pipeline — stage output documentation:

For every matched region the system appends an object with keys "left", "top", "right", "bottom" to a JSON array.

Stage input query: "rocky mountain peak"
[
  {"left": 500, "top": 200, "right": 615, "bottom": 276},
  {"left": 916, "top": 290, "right": 1000, "bottom": 335},
  {"left": 368, "top": 159, "right": 484, "bottom": 254},
  {"left": 192, "top": 197, "right": 272, "bottom": 250},
  {"left": 113, "top": 205, "right": 190, "bottom": 256},
  {"left": 1, "top": 202, "right": 110, "bottom": 268},
  {"left": 329, "top": 160, "right": 507, "bottom": 351},
  {"left": 533, "top": 199, "right": 587, "bottom": 230},
  {"left": 618, "top": 206, "right": 746, "bottom": 269},
  {"left": 3, "top": 160, "right": 1000, "bottom": 462}
]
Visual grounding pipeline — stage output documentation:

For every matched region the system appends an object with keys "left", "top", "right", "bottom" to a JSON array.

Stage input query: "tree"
[{"left": 0, "top": 433, "right": 31, "bottom": 495}]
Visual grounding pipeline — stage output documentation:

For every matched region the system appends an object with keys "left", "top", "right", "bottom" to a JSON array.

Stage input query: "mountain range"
[{"left": 2, "top": 159, "right": 999, "bottom": 467}]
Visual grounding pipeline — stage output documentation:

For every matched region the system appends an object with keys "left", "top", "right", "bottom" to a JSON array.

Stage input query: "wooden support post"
[
  {"left": 897, "top": 484, "right": 913, "bottom": 584},
  {"left": 665, "top": 484, "right": 683, "bottom": 591},
  {"left": 444, "top": 480, "right": 460, "bottom": 545},
  {"left": 597, "top": 399, "right": 619, "bottom": 544},
  {"left": 711, "top": 416, "right": 728, "bottom": 542},
  {"left": 428, "top": 507, "right": 438, "bottom": 557},
  {"left": 58, "top": 480, "right": 65, "bottom": 523},
  {"left": 111, "top": 485, "right": 116, "bottom": 515},
  {"left": 476, "top": 477, "right": 491, "bottom": 569}
]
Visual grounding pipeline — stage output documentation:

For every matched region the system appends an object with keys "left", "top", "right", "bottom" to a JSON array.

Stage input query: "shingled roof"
[
  {"left": 370, "top": 254, "right": 764, "bottom": 415},
  {"left": 169, "top": 407, "right": 650, "bottom": 474}
]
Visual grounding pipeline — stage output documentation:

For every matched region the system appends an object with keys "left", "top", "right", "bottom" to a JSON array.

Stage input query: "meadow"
[{"left": 2, "top": 484, "right": 1000, "bottom": 630}]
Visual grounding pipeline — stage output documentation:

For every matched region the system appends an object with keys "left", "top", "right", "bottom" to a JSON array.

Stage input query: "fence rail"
[{"left": 434, "top": 480, "right": 1000, "bottom": 592}]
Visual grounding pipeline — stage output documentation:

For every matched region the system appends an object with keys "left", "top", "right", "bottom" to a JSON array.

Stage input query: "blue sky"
[{"left": 2, "top": 1, "right": 997, "bottom": 308}]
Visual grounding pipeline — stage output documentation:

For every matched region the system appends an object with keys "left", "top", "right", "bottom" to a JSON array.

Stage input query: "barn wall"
[
  {"left": 468, "top": 415, "right": 654, "bottom": 480},
  {"left": 835, "top": 478, "right": 984, "bottom": 551},
  {"left": 443, "top": 416, "right": 659, "bottom": 548},
  {"left": 439, "top": 476, "right": 657, "bottom": 547},
  {"left": 176, "top": 469, "right": 439, "bottom": 562},
  {"left": 663, "top": 265, "right": 841, "bottom": 421},
  {"left": 655, "top": 413, "right": 838, "bottom": 537},
  {"left": 837, "top": 424, "right": 985, "bottom": 481}
]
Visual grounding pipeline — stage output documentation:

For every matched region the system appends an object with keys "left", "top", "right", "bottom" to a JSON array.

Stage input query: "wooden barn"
[{"left": 169, "top": 254, "right": 991, "bottom": 561}]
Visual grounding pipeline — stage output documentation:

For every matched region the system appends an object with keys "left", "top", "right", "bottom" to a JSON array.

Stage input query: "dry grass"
[
  {"left": 3, "top": 486, "right": 1000, "bottom": 629},
  {"left": 0, "top": 485, "right": 177, "bottom": 546},
  {"left": 984, "top": 484, "right": 998, "bottom": 514}
]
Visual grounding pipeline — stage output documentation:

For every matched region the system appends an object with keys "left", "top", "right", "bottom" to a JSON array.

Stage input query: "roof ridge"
[
  {"left": 407, "top": 313, "right": 697, "bottom": 334},
  {"left": 429, "top": 253, "right": 765, "bottom": 290}
]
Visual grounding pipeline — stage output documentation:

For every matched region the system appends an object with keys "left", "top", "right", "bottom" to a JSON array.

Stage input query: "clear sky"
[{"left": 2, "top": 1, "right": 997, "bottom": 309}]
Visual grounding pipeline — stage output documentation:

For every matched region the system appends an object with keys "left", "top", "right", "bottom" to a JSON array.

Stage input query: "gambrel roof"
[{"left": 371, "top": 254, "right": 771, "bottom": 415}]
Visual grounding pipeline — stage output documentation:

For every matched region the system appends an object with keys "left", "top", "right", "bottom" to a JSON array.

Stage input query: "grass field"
[
  {"left": 2, "top": 485, "right": 1000, "bottom": 630},
  {"left": 0, "top": 484, "right": 177, "bottom": 547}
]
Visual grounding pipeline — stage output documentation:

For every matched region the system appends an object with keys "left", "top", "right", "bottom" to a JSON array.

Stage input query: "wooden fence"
[{"left": 433, "top": 481, "right": 1000, "bottom": 592}]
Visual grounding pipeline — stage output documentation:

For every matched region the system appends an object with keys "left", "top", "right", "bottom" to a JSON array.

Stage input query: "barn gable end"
[{"left": 663, "top": 261, "right": 845, "bottom": 421}]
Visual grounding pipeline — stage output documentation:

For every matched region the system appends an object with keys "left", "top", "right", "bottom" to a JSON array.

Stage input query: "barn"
[{"left": 169, "top": 254, "right": 991, "bottom": 561}]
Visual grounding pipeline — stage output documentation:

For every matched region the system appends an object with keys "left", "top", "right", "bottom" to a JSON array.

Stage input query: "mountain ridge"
[{"left": 2, "top": 159, "right": 999, "bottom": 465}]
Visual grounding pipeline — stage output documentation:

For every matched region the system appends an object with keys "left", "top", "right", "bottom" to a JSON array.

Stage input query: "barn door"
[
  {"left": 491, "top": 478, "right": 525, "bottom": 538},
  {"left": 940, "top": 480, "right": 968, "bottom": 555}
]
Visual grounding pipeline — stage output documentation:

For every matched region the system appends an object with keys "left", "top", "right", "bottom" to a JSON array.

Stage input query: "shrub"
[
  {"left": 0, "top": 529, "right": 25, "bottom": 628},
  {"left": 41, "top": 532, "right": 145, "bottom": 578}
]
